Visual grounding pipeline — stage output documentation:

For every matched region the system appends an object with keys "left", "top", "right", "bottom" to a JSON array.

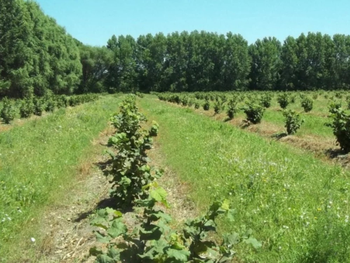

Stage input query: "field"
[{"left": 1, "top": 91, "right": 350, "bottom": 262}]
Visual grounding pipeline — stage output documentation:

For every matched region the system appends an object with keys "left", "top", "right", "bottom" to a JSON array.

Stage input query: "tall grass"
[{"left": 140, "top": 95, "right": 350, "bottom": 262}]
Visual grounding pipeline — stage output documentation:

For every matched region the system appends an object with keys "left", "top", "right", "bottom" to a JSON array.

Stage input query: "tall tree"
[{"left": 248, "top": 37, "right": 281, "bottom": 90}]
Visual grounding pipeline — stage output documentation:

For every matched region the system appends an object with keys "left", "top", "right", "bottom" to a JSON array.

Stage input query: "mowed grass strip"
[
  {"left": 139, "top": 95, "right": 350, "bottom": 263},
  {"left": 0, "top": 95, "right": 121, "bottom": 259}
]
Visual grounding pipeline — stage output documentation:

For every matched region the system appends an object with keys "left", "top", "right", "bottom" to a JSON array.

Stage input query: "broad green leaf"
[
  {"left": 166, "top": 248, "right": 190, "bottom": 261},
  {"left": 107, "top": 219, "right": 127, "bottom": 238},
  {"left": 244, "top": 237, "right": 262, "bottom": 249}
]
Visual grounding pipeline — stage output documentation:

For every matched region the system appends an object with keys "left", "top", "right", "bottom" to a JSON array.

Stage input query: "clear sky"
[{"left": 35, "top": 0, "right": 350, "bottom": 47}]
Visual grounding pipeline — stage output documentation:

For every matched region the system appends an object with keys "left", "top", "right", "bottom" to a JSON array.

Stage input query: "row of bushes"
[
  {"left": 159, "top": 93, "right": 350, "bottom": 153},
  {"left": 0, "top": 93, "right": 100, "bottom": 124},
  {"left": 90, "top": 95, "right": 259, "bottom": 262}
]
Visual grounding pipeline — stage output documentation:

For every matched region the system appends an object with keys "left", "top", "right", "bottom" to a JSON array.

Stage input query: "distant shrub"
[
  {"left": 0, "top": 97, "right": 16, "bottom": 124},
  {"left": 203, "top": 99, "right": 210, "bottom": 111},
  {"left": 226, "top": 98, "right": 238, "bottom": 120},
  {"left": 181, "top": 96, "right": 189, "bottom": 106},
  {"left": 277, "top": 93, "right": 289, "bottom": 109},
  {"left": 213, "top": 98, "right": 224, "bottom": 114},
  {"left": 194, "top": 101, "right": 200, "bottom": 109},
  {"left": 19, "top": 97, "right": 34, "bottom": 118},
  {"left": 283, "top": 109, "right": 304, "bottom": 135},
  {"left": 243, "top": 102, "right": 265, "bottom": 124},
  {"left": 301, "top": 97, "right": 313, "bottom": 112},
  {"left": 326, "top": 103, "right": 350, "bottom": 152},
  {"left": 33, "top": 97, "right": 45, "bottom": 116},
  {"left": 260, "top": 93, "right": 272, "bottom": 108}
]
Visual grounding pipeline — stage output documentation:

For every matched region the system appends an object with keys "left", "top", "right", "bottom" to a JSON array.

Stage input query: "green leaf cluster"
[
  {"left": 105, "top": 95, "right": 160, "bottom": 208},
  {"left": 283, "top": 109, "right": 304, "bottom": 135},
  {"left": 326, "top": 103, "right": 350, "bottom": 152}
]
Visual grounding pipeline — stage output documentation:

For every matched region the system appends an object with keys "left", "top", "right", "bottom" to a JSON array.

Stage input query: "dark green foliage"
[
  {"left": 33, "top": 97, "right": 45, "bottom": 116},
  {"left": 55, "top": 95, "right": 69, "bottom": 108},
  {"left": 203, "top": 99, "right": 210, "bottom": 111},
  {"left": 181, "top": 96, "right": 189, "bottom": 106},
  {"left": 106, "top": 95, "right": 159, "bottom": 208},
  {"left": 0, "top": 0, "right": 82, "bottom": 98},
  {"left": 19, "top": 97, "right": 34, "bottom": 118},
  {"left": 301, "top": 97, "right": 313, "bottom": 112},
  {"left": 91, "top": 193, "right": 258, "bottom": 263},
  {"left": 277, "top": 93, "right": 290, "bottom": 109},
  {"left": 0, "top": 97, "right": 16, "bottom": 124},
  {"left": 283, "top": 110, "right": 304, "bottom": 135},
  {"left": 248, "top": 37, "right": 281, "bottom": 91},
  {"left": 243, "top": 102, "right": 265, "bottom": 124},
  {"left": 326, "top": 103, "right": 350, "bottom": 152},
  {"left": 226, "top": 98, "right": 238, "bottom": 119},
  {"left": 214, "top": 98, "right": 225, "bottom": 114},
  {"left": 260, "top": 93, "right": 272, "bottom": 108},
  {"left": 194, "top": 101, "right": 200, "bottom": 109}
]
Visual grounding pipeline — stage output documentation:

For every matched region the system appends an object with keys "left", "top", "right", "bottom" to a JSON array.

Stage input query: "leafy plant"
[
  {"left": 19, "top": 97, "right": 34, "bottom": 118},
  {"left": 33, "top": 97, "right": 45, "bottom": 116},
  {"left": 106, "top": 95, "right": 160, "bottom": 208},
  {"left": 226, "top": 98, "right": 238, "bottom": 120},
  {"left": 326, "top": 103, "right": 350, "bottom": 152},
  {"left": 194, "top": 101, "right": 200, "bottom": 109},
  {"left": 260, "top": 93, "right": 272, "bottom": 108},
  {"left": 214, "top": 98, "right": 225, "bottom": 114},
  {"left": 242, "top": 102, "right": 265, "bottom": 124},
  {"left": 203, "top": 99, "right": 210, "bottom": 111},
  {"left": 301, "top": 97, "right": 313, "bottom": 112},
  {"left": 277, "top": 93, "right": 289, "bottom": 109},
  {"left": 283, "top": 109, "right": 304, "bottom": 135},
  {"left": 0, "top": 97, "right": 16, "bottom": 124},
  {"left": 91, "top": 189, "right": 259, "bottom": 263}
]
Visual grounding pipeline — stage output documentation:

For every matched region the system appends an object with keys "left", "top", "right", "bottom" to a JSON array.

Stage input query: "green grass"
[
  {"left": 0, "top": 95, "right": 121, "bottom": 261},
  {"left": 140, "top": 95, "right": 350, "bottom": 262}
]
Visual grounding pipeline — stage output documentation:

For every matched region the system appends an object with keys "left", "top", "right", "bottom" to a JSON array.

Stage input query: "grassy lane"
[
  {"left": 0, "top": 95, "right": 121, "bottom": 260},
  {"left": 139, "top": 95, "right": 350, "bottom": 262}
]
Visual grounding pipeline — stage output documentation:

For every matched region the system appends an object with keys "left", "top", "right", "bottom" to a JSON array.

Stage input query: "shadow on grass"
[
  {"left": 271, "top": 132, "right": 288, "bottom": 140},
  {"left": 324, "top": 148, "right": 349, "bottom": 159},
  {"left": 74, "top": 159, "right": 133, "bottom": 222}
]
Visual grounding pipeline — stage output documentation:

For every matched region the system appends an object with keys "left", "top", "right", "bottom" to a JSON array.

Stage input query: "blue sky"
[{"left": 35, "top": 0, "right": 350, "bottom": 47}]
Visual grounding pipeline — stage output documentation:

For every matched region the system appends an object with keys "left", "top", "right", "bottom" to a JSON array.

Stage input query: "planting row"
[
  {"left": 89, "top": 95, "right": 259, "bottom": 262},
  {"left": 157, "top": 91, "right": 350, "bottom": 153},
  {"left": 0, "top": 93, "right": 100, "bottom": 124}
]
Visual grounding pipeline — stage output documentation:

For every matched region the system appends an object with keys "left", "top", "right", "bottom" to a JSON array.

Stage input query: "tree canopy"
[{"left": 1, "top": 0, "right": 350, "bottom": 98}]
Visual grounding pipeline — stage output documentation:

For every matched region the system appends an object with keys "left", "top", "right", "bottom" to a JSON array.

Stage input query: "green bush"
[
  {"left": 19, "top": 97, "right": 34, "bottom": 118},
  {"left": 283, "top": 109, "right": 304, "bottom": 135},
  {"left": 0, "top": 97, "right": 16, "bottom": 124},
  {"left": 213, "top": 98, "right": 224, "bottom": 114},
  {"left": 301, "top": 97, "right": 313, "bottom": 112},
  {"left": 194, "top": 101, "right": 200, "bottom": 109},
  {"left": 260, "top": 93, "right": 272, "bottom": 108},
  {"left": 326, "top": 103, "right": 350, "bottom": 152},
  {"left": 203, "top": 99, "right": 210, "bottom": 111},
  {"left": 33, "top": 97, "right": 45, "bottom": 116},
  {"left": 243, "top": 102, "right": 265, "bottom": 124},
  {"left": 226, "top": 98, "right": 238, "bottom": 120},
  {"left": 277, "top": 93, "right": 290, "bottom": 109}
]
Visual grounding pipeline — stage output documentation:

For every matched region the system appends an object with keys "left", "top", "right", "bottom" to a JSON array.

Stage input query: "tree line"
[{"left": 1, "top": 0, "right": 350, "bottom": 99}]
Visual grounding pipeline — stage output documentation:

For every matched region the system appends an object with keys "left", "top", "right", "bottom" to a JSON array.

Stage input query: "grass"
[
  {"left": 0, "top": 95, "right": 121, "bottom": 261},
  {"left": 139, "top": 95, "right": 350, "bottom": 262}
]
